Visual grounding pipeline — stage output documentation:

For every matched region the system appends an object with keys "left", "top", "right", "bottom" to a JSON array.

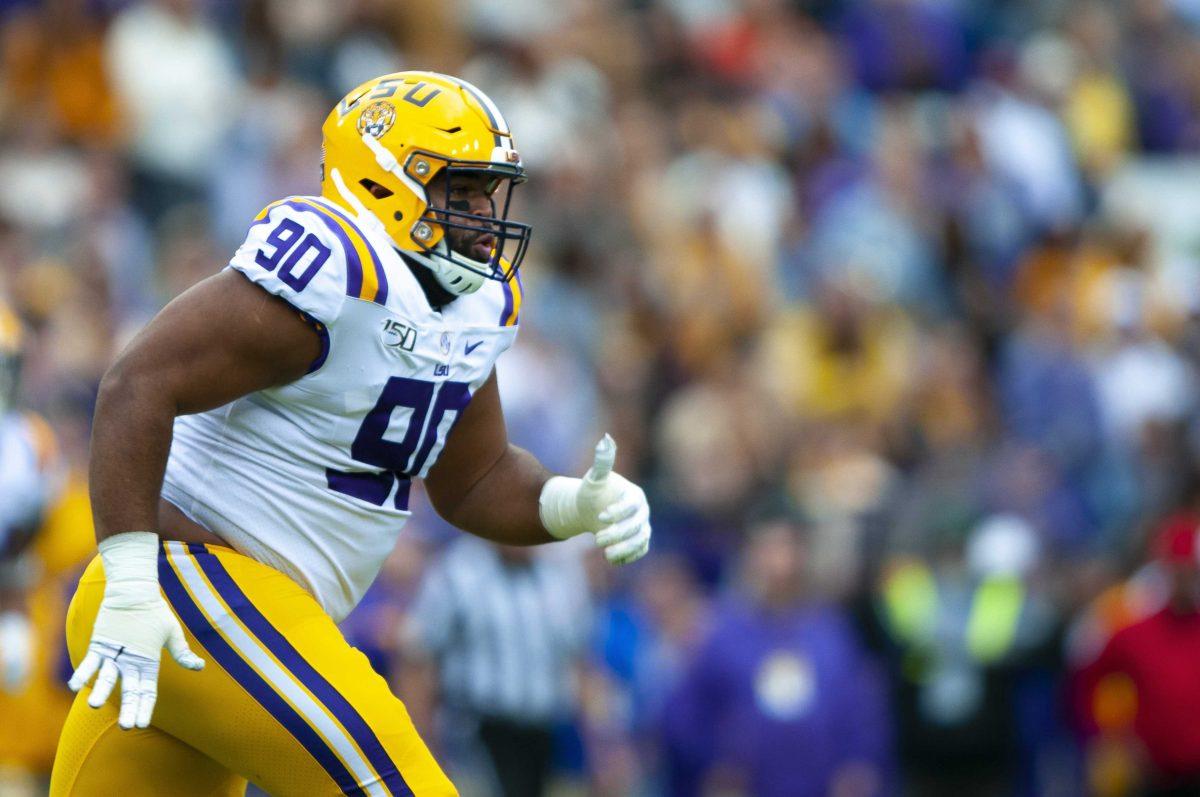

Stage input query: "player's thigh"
[
  {"left": 67, "top": 542, "right": 456, "bottom": 796},
  {"left": 49, "top": 687, "right": 244, "bottom": 797},
  {"left": 155, "top": 542, "right": 456, "bottom": 796},
  {"left": 64, "top": 565, "right": 337, "bottom": 796}
]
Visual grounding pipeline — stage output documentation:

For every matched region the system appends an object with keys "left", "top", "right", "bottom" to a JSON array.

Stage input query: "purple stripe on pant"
[
  {"left": 186, "top": 544, "right": 413, "bottom": 797},
  {"left": 158, "top": 548, "right": 367, "bottom": 796}
]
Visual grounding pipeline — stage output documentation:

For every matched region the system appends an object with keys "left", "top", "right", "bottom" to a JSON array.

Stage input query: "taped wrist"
[
  {"left": 539, "top": 476, "right": 587, "bottom": 539},
  {"left": 98, "top": 531, "right": 160, "bottom": 606}
]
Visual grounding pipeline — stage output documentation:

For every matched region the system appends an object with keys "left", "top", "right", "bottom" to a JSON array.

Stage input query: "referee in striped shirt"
[{"left": 401, "top": 536, "right": 592, "bottom": 797}]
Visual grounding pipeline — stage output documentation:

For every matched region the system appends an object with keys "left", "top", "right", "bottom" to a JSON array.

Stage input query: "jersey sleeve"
[{"left": 226, "top": 199, "right": 354, "bottom": 326}]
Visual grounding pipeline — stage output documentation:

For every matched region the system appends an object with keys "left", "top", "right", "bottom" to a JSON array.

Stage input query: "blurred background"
[{"left": 5, "top": 0, "right": 1200, "bottom": 795}]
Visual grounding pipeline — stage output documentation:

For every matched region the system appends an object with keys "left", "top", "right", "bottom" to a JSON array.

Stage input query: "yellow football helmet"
[
  {"left": 320, "top": 71, "right": 531, "bottom": 296},
  {"left": 0, "top": 301, "right": 23, "bottom": 417}
]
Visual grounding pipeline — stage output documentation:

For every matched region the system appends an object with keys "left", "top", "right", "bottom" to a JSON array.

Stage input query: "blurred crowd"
[{"left": 5, "top": 0, "right": 1200, "bottom": 795}]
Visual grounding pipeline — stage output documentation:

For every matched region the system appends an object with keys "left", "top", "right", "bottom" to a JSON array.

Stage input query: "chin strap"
[
  {"left": 398, "top": 250, "right": 458, "bottom": 309},
  {"left": 400, "top": 245, "right": 487, "bottom": 296}
]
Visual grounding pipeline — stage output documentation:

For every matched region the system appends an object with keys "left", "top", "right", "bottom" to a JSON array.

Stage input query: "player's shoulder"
[
  {"left": 231, "top": 196, "right": 392, "bottom": 321},
  {"left": 251, "top": 195, "right": 368, "bottom": 252},
  {"left": 250, "top": 196, "right": 388, "bottom": 297}
]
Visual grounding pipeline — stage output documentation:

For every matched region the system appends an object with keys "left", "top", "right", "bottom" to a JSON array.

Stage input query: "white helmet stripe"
[{"left": 425, "top": 72, "right": 512, "bottom": 146}]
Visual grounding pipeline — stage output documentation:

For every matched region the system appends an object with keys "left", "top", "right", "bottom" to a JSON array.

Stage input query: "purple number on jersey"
[
  {"left": 255, "top": 218, "right": 332, "bottom": 293},
  {"left": 327, "top": 378, "right": 472, "bottom": 509}
]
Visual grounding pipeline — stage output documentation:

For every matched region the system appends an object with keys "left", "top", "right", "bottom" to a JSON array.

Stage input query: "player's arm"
[
  {"left": 90, "top": 269, "right": 320, "bottom": 538},
  {"left": 423, "top": 374, "right": 548, "bottom": 544},
  {"left": 70, "top": 269, "right": 321, "bottom": 729},
  {"left": 424, "top": 372, "right": 651, "bottom": 563}
]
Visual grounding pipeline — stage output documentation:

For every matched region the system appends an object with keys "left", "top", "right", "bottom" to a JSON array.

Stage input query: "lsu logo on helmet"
[{"left": 357, "top": 100, "right": 396, "bottom": 139}]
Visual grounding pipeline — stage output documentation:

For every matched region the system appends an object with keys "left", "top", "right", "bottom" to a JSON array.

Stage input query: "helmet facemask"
[
  {"left": 414, "top": 163, "right": 531, "bottom": 290},
  {"left": 342, "top": 133, "right": 531, "bottom": 297}
]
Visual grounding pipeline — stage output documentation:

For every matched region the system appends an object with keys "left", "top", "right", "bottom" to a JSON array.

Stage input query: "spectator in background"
[
  {"left": 0, "top": 301, "right": 72, "bottom": 796},
  {"left": 1074, "top": 519, "right": 1200, "bottom": 796},
  {"left": 839, "top": 0, "right": 971, "bottom": 94},
  {"left": 104, "top": 0, "right": 242, "bottom": 223},
  {"left": 0, "top": 0, "right": 119, "bottom": 147},
  {"left": 0, "top": 305, "right": 58, "bottom": 694},
  {"left": 1124, "top": 0, "right": 1200, "bottom": 152},
  {"left": 583, "top": 552, "right": 711, "bottom": 797},
  {"left": 973, "top": 39, "right": 1086, "bottom": 234},
  {"left": 1060, "top": 2, "right": 1136, "bottom": 182},
  {"left": 651, "top": 363, "right": 785, "bottom": 587},
  {"left": 803, "top": 108, "right": 946, "bottom": 313},
  {"left": 400, "top": 537, "right": 592, "bottom": 797},
  {"left": 759, "top": 277, "right": 917, "bottom": 430},
  {"left": 661, "top": 516, "right": 891, "bottom": 797},
  {"left": 873, "top": 514, "right": 1061, "bottom": 797}
]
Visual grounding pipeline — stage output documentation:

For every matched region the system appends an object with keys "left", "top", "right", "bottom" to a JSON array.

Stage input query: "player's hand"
[
  {"left": 539, "top": 435, "right": 652, "bottom": 565},
  {"left": 0, "top": 610, "right": 33, "bottom": 693},
  {"left": 67, "top": 532, "right": 204, "bottom": 729}
]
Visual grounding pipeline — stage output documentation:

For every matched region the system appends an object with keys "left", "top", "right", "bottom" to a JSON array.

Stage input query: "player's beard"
[{"left": 447, "top": 228, "right": 495, "bottom": 264}]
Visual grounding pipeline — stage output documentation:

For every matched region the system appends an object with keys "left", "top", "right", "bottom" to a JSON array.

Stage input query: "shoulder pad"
[{"left": 227, "top": 197, "right": 390, "bottom": 324}]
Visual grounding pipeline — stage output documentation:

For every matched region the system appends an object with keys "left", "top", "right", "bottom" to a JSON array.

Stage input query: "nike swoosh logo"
[{"left": 464, "top": 340, "right": 484, "bottom": 355}]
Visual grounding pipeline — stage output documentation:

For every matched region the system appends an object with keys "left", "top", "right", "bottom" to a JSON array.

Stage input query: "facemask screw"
[
  {"left": 415, "top": 160, "right": 430, "bottom": 176},
  {"left": 415, "top": 223, "right": 432, "bottom": 241}
]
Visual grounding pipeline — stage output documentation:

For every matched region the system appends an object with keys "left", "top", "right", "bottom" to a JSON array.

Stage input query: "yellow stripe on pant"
[{"left": 51, "top": 542, "right": 456, "bottom": 797}]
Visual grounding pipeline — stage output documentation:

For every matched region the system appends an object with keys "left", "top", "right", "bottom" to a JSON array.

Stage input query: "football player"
[
  {"left": 0, "top": 301, "right": 82, "bottom": 793},
  {"left": 0, "top": 302, "right": 58, "bottom": 697},
  {"left": 52, "top": 72, "right": 651, "bottom": 796}
]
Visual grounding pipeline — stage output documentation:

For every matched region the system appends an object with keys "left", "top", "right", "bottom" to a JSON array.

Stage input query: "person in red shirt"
[{"left": 1074, "top": 517, "right": 1200, "bottom": 796}]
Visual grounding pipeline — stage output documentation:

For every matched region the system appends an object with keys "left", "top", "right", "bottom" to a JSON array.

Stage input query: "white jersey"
[{"left": 163, "top": 196, "right": 522, "bottom": 620}]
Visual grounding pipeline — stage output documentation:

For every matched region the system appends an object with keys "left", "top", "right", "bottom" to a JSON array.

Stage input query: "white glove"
[
  {"left": 67, "top": 532, "right": 204, "bottom": 729},
  {"left": 0, "top": 610, "right": 33, "bottom": 693},
  {"left": 539, "top": 435, "right": 652, "bottom": 565}
]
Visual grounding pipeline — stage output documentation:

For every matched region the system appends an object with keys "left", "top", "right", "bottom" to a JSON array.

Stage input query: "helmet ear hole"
[{"left": 359, "top": 178, "right": 394, "bottom": 199}]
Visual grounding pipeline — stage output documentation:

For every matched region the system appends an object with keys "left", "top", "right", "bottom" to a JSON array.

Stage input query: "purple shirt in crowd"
[{"left": 662, "top": 598, "right": 892, "bottom": 797}]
